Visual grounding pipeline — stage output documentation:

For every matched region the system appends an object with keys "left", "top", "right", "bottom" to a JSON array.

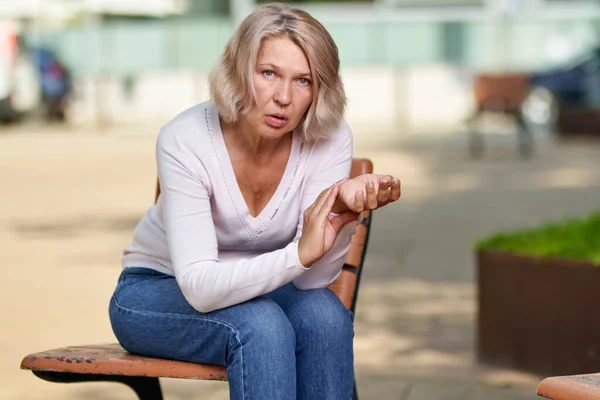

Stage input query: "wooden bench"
[
  {"left": 538, "top": 373, "right": 600, "bottom": 400},
  {"left": 21, "top": 158, "right": 375, "bottom": 400}
]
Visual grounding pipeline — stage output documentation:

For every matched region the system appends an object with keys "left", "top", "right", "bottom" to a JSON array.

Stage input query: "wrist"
[
  {"left": 297, "top": 237, "right": 314, "bottom": 268},
  {"left": 331, "top": 196, "right": 350, "bottom": 214}
]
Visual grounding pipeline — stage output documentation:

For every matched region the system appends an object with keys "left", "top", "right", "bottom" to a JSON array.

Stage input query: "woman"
[{"left": 109, "top": 3, "right": 401, "bottom": 400}]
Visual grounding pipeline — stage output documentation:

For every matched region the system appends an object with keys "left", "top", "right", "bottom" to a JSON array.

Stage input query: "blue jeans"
[{"left": 109, "top": 267, "right": 354, "bottom": 400}]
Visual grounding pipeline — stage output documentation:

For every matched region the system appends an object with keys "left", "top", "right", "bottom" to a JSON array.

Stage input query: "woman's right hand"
[{"left": 297, "top": 183, "right": 359, "bottom": 267}]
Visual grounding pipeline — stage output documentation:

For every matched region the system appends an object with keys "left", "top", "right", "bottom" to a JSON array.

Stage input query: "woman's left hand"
[{"left": 335, "top": 174, "right": 401, "bottom": 213}]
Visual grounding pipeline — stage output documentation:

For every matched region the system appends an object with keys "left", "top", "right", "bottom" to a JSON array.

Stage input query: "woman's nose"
[{"left": 274, "top": 82, "right": 292, "bottom": 105}]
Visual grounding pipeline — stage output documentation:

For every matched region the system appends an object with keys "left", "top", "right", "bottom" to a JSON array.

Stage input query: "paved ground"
[{"left": 1, "top": 121, "right": 600, "bottom": 399}]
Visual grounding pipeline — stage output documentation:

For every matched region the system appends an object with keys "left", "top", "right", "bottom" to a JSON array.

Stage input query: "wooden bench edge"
[{"left": 20, "top": 346, "right": 228, "bottom": 381}]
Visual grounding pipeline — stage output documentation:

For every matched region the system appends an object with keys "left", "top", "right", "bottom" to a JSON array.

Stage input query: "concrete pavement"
[{"left": 1, "top": 122, "right": 599, "bottom": 399}]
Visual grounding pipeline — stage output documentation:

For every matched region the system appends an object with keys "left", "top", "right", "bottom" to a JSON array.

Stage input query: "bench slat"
[
  {"left": 538, "top": 373, "right": 600, "bottom": 400},
  {"left": 21, "top": 344, "right": 227, "bottom": 381}
]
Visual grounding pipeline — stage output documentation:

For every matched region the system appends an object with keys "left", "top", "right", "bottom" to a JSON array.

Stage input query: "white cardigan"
[{"left": 122, "top": 101, "right": 359, "bottom": 312}]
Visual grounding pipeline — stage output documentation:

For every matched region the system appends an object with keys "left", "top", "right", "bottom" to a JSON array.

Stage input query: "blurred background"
[
  {"left": 2, "top": 0, "right": 600, "bottom": 399},
  {"left": 5, "top": 0, "right": 600, "bottom": 140}
]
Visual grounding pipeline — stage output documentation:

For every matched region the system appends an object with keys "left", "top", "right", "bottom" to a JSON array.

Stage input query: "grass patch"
[{"left": 475, "top": 210, "right": 600, "bottom": 264}]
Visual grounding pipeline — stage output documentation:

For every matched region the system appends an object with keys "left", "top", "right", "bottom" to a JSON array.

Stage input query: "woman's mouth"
[{"left": 265, "top": 114, "right": 289, "bottom": 128}]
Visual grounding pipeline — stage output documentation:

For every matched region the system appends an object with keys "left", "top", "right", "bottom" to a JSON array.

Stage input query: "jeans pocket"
[
  {"left": 113, "top": 269, "right": 150, "bottom": 302},
  {"left": 112, "top": 277, "right": 132, "bottom": 302},
  {"left": 121, "top": 267, "right": 162, "bottom": 279}
]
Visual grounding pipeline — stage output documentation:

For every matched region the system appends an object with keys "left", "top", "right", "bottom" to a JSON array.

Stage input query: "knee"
[
  {"left": 294, "top": 289, "right": 354, "bottom": 343},
  {"left": 230, "top": 297, "right": 296, "bottom": 352}
]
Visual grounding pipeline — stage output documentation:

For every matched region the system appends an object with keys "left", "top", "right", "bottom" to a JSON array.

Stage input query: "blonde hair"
[{"left": 209, "top": 2, "right": 346, "bottom": 141}]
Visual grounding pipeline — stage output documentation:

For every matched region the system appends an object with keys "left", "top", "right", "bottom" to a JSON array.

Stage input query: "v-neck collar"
[{"left": 207, "top": 104, "right": 302, "bottom": 228}]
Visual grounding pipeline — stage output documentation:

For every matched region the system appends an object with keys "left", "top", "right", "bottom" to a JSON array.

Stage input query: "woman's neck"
[{"left": 222, "top": 117, "right": 291, "bottom": 162}]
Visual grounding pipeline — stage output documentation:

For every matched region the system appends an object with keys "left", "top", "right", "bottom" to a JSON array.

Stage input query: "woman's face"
[{"left": 245, "top": 36, "right": 314, "bottom": 139}]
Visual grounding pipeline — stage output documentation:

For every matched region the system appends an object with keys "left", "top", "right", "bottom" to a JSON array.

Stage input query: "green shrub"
[{"left": 475, "top": 210, "right": 600, "bottom": 264}]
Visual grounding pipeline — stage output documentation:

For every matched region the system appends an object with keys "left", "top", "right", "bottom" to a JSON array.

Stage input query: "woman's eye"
[
  {"left": 263, "top": 70, "right": 274, "bottom": 77},
  {"left": 299, "top": 78, "right": 310, "bottom": 85}
]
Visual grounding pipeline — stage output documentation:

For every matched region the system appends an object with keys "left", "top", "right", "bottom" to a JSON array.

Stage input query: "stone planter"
[{"left": 477, "top": 249, "right": 600, "bottom": 376}]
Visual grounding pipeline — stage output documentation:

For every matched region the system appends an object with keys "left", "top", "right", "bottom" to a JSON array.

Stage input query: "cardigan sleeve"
[
  {"left": 292, "top": 121, "right": 360, "bottom": 290},
  {"left": 157, "top": 127, "right": 309, "bottom": 313}
]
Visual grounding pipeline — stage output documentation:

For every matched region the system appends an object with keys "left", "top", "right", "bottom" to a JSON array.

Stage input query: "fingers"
[
  {"left": 329, "top": 211, "right": 360, "bottom": 232},
  {"left": 360, "top": 175, "right": 401, "bottom": 211},
  {"left": 354, "top": 188, "right": 365, "bottom": 212},
  {"left": 305, "top": 183, "right": 339, "bottom": 222},
  {"left": 390, "top": 178, "right": 401, "bottom": 201},
  {"left": 304, "top": 185, "right": 332, "bottom": 221},
  {"left": 318, "top": 183, "right": 339, "bottom": 217},
  {"left": 377, "top": 176, "right": 392, "bottom": 205},
  {"left": 365, "top": 181, "right": 378, "bottom": 210},
  {"left": 313, "top": 185, "right": 334, "bottom": 211}
]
